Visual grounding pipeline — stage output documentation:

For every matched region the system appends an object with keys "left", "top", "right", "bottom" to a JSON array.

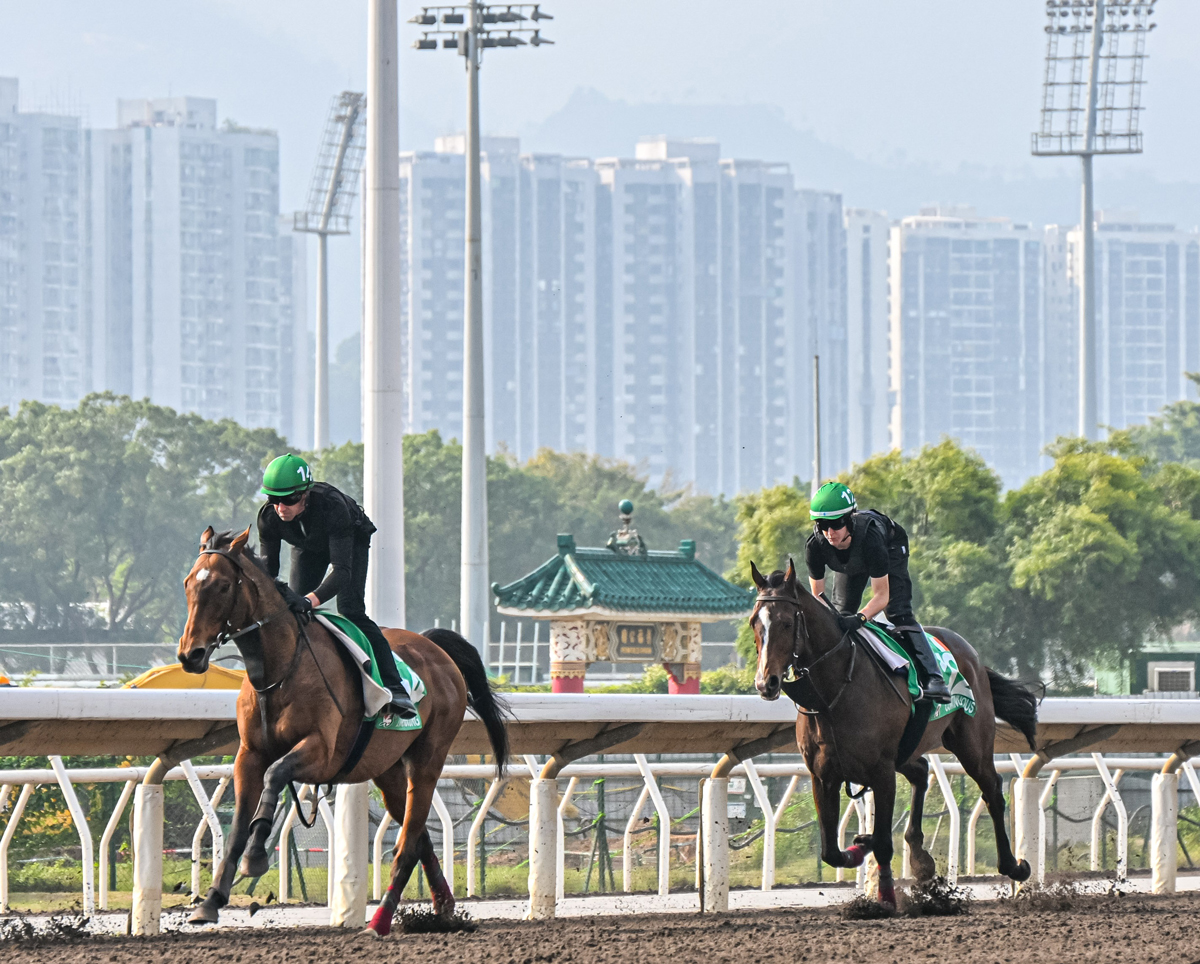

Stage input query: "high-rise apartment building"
[
  {"left": 0, "top": 79, "right": 85, "bottom": 412},
  {"left": 890, "top": 207, "right": 1044, "bottom": 486},
  {"left": 844, "top": 208, "right": 891, "bottom": 465},
  {"left": 1050, "top": 213, "right": 1200, "bottom": 432},
  {"left": 400, "top": 134, "right": 848, "bottom": 495}
]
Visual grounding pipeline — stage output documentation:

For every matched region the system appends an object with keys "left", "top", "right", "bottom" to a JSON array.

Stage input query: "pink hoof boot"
[
  {"left": 367, "top": 905, "right": 393, "bottom": 937},
  {"left": 843, "top": 844, "right": 869, "bottom": 868}
]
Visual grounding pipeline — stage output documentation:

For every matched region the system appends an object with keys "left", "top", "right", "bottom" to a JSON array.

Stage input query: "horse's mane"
[{"left": 205, "top": 529, "right": 275, "bottom": 582}]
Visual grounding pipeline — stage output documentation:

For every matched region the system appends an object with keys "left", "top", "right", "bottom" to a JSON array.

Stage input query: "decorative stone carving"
[
  {"left": 550, "top": 619, "right": 588, "bottom": 665},
  {"left": 590, "top": 621, "right": 610, "bottom": 662},
  {"left": 685, "top": 622, "right": 704, "bottom": 664}
]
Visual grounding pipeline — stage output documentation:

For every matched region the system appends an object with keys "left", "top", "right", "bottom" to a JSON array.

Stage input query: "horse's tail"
[
  {"left": 986, "top": 668, "right": 1039, "bottom": 751},
  {"left": 422, "top": 627, "right": 510, "bottom": 776}
]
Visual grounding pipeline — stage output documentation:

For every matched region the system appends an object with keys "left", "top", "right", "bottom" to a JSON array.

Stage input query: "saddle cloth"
[
  {"left": 315, "top": 613, "right": 426, "bottom": 732},
  {"left": 858, "top": 621, "right": 977, "bottom": 721}
]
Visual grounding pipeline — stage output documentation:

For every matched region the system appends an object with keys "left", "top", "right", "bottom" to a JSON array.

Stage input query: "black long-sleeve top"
[{"left": 256, "top": 482, "right": 376, "bottom": 605}]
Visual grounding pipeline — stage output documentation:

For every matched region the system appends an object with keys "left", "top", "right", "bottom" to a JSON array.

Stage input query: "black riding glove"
[
  {"left": 275, "top": 580, "right": 314, "bottom": 624},
  {"left": 836, "top": 612, "right": 866, "bottom": 634}
]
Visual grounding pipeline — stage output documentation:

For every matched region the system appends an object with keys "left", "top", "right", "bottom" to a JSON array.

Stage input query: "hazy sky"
[{"left": 6, "top": 0, "right": 1198, "bottom": 345}]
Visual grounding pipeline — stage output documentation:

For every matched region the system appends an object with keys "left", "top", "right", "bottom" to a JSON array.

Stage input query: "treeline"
[{"left": 0, "top": 393, "right": 736, "bottom": 640}]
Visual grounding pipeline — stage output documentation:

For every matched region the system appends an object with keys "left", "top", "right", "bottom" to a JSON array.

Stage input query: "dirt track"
[{"left": 7, "top": 892, "right": 1199, "bottom": 964}]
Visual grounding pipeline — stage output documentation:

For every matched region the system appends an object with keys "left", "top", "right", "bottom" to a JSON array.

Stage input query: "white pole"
[
  {"left": 373, "top": 810, "right": 393, "bottom": 901},
  {"left": 527, "top": 777, "right": 557, "bottom": 920},
  {"left": 622, "top": 785, "right": 650, "bottom": 893},
  {"left": 467, "top": 777, "right": 505, "bottom": 896},
  {"left": 460, "top": 0, "right": 490, "bottom": 655},
  {"left": 131, "top": 784, "right": 164, "bottom": 935},
  {"left": 330, "top": 782, "right": 369, "bottom": 926},
  {"left": 1037, "top": 770, "right": 1061, "bottom": 882},
  {"left": 634, "top": 754, "right": 672, "bottom": 896},
  {"left": 50, "top": 756, "right": 94, "bottom": 916},
  {"left": 742, "top": 759, "right": 775, "bottom": 891},
  {"left": 1079, "top": 0, "right": 1104, "bottom": 438},
  {"left": 811, "top": 355, "right": 821, "bottom": 497},
  {"left": 99, "top": 780, "right": 136, "bottom": 910},
  {"left": 278, "top": 788, "right": 306, "bottom": 905},
  {"left": 364, "top": 0, "right": 406, "bottom": 628},
  {"left": 555, "top": 776, "right": 578, "bottom": 902},
  {"left": 0, "top": 784, "right": 33, "bottom": 911},
  {"left": 966, "top": 795, "right": 986, "bottom": 876},
  {"left": 701, "top": 778, "right": 729, "bottom": 913},
  {"left": 1091, "top": 756, "right": 1127, "bottom": 878},
  {"left": 1150, "top": 771, "right": 1178, "bottom": 894},
  {"left": 929, "top": 756, "right": 960, "bottom": 886},
  {"left": 314, "top": 232, "right": 330, "bottom": 451},
  {"left": 432, "top": 789, "right": 455, "bottom": 895}
]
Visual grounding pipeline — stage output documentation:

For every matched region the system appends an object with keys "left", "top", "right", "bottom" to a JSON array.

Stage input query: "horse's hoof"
[
  {"left": 365, "top": 905, "right": 393, "bottom": 937},
  {"left": 843, "top": 843, "right": 869, "bottom": 868},
  {"left": 360, "top": 926, "right": 385, "bottom": 939},
  {"left": 188, "top": 903, "right": 220, "bottom": 925},
  {"left": 1007, "top": 858, "right": 1032, "bottom": 883},
  {"left": 239, "top": 851, "right": 270, "bottom": 878}
]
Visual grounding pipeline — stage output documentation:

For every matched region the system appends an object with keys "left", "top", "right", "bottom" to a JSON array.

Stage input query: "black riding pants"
[{"left": 289, "top": 533, "right": 405, "bottom": 695}]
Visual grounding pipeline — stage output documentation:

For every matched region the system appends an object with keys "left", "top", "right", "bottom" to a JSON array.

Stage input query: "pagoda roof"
[{"left": 492, "top": 534, "right": 754, "bottom": 619}]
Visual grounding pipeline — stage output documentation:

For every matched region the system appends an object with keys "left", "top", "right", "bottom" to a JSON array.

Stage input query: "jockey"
[
  {"left": 257, "top": 454, "right": 416, "bottom": 719},
  {"left": 805, "top": 481, "right": 951, "bottom": 704}
]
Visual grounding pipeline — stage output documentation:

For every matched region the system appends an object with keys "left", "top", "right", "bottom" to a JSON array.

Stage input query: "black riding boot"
[
  {"left": 348, "top": 615, "right": 418, "bottom": 719},
  {"left": 898, "top": 625, "right": 951, "bottom": 704}
]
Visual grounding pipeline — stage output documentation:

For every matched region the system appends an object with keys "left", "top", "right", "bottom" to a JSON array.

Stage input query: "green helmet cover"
[
  {"left": 261, "top": 454, "right": 314, "bottom": 497},
  {"left": 809, "top": 481, "right": 857, "bottom": 520}
]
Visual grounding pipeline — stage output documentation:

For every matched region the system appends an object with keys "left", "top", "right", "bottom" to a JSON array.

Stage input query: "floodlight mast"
[
  {"left": 409, "top": 3, "right": 554, "bottom": 657},
  {"left": 295, "top": 92, "right": 367, "bottom": 450},
  {"left": 1032, "top": 0, "right": 1156, "bottom": 440}
]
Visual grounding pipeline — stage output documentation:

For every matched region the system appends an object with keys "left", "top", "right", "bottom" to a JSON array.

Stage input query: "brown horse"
[
  {"left": 749, "top": 560, "right": 1036, "bottom": 907},
  {"left": 178, "top": 527, "right": 508, "bottom": 934}
]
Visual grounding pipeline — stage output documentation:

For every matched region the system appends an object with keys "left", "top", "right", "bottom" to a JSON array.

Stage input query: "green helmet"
[
  {"left": 809, "top": 481, "right": 857, "bottom": 520},
  {"left": 261, "top": 454, "right": 314, "bottom": 497}
]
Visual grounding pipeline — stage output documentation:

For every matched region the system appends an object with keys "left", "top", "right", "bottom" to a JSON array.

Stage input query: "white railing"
[{"left": 4, "top": 752, "right": 1198, "bottom": 917}]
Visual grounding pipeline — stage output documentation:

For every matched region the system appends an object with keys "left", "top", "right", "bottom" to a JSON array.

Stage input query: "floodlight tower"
[
  {"left": 1032, "top": 0, "right": 1157, "bottom": 439},
  {"left": 295, "top": 92, "right": 367, "bottom": 451},
  {"left": 408, "top": 3, "right": 554, "bottom": 656}
]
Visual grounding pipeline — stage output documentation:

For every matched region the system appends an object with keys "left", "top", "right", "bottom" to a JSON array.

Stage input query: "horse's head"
[
  {"left": 748, "top": 558, "right": 808, "bottom": 701},
  {"left": 179, "top": 526, "right": 254, "bottom": 674}
]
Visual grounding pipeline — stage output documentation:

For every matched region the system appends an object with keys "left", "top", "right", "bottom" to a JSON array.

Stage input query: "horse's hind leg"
[
  {"left": 943, "top": 727, "right": 1030, "bottom": 882},
  {"left": 189, "top": 748, "right": 264, "bottom": 924},
  {"left": 366, "top": 762, "right": 444, "bottom": 936},
  {"left": 899, "top": 756, "right": 937, "bottom": 881}
]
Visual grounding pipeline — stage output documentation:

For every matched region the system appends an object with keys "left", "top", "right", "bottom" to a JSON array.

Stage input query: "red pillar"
[
  {"left": 551, "top": 675, "right": 585, "bottom": 694},
  {"left": 665, "top": 662, "right": 701, "bottom": 695}
]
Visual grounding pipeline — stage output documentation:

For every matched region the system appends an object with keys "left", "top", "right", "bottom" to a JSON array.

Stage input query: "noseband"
[{"left": 753, "top": 590, "right": 857, "bottom": 716}]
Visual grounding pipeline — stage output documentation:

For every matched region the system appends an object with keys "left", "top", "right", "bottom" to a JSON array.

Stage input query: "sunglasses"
[
  {"left": 816, "top": 516, "right": 850, "bottom": 532},
  {"left": 268, "top": 491, "right": 305, "bottom": 507}
]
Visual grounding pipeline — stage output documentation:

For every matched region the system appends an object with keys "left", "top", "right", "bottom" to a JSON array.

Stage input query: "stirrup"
[
  {"left": 386, "top": 693, "right": 418, "bottom": 720},
  {"left": 920, "top": 678, "right": 952, "bottom": 705}
]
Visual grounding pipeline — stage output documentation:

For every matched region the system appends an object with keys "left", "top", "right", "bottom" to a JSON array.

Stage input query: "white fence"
[{"left": 2, "top": 751, "right": 1197, "bottom": 919}]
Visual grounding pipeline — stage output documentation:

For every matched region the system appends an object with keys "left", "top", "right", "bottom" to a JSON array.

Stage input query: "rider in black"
[
  {"left": 257, "top": 454, "right": 416, "bottom": 719},
  {"left": 805, "top": 481, "right": 951, "bottom": 704}
]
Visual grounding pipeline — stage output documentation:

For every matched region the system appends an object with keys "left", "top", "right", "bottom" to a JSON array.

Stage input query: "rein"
[{"left": 754, "top": 591, "right": 858, "bottom": 717}]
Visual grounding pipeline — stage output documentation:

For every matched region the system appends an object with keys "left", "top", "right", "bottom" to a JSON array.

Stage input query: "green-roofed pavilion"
[{"left": 492, "top": 504, "right": 753, "bottom": 693}]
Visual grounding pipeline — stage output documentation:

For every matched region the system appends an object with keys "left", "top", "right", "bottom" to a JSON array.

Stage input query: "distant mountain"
[{"left": 521, "top": 87, "right": 1200, "bottom": 230}]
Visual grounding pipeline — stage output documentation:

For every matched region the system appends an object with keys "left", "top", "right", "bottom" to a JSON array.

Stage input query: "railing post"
[
  {"left": 330, "top": 782, "right": 369, "bottom": 927},
  {"left": 966, "top": 795, "right": 986, "bottom": 876},
  {"left": 431, "top": 789, "right": 455, "bottom": 895},
  {"left": 100, "top": 780, "right": 136, "bottom": 909},
  {"left": 468, "top": 777, "right": 505, "bottom": 897},
  {"left": 701, "top": 777, "right": 729, "bottom": 912},
  {"left": 1150, "top": 771, "right": 1178, "bottom": 893},
  {"left": 556, "top": 776, "right": 579, "bottom": 902},
  {"left": 131, "top": 782, "right": 164, "bottom": 934},
  {"left": 634, "top": 755, "right": 672, "bottom": 896},
  {"left": 373, "top": 811, "right": 393, "bottom": 901},
  {"left": 929, "top": 755, "right": 960, "bottom": 886},
  {"left": 623, "top": 785, "right": 650, "bottom": 893},
  {"left": 1037, "top": 770, "right": 1061, "bottom": 882},
  {"left": 527, "top": 777, "right": 557, "bottom": 919},
  {"left": 1012, "top": 776, "right": 1042, "bottom": 886},
  {"left": 742, "top": 760, "right": 775, "bottom": 891},
  {"left": 0, "top": 784, "right": 33, "bottom": 911}
]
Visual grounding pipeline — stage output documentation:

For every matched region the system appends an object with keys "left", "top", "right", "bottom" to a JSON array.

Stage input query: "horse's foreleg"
[
  {"left": 241, "top": 736, "right": 329, "bottom": 877},
  {"left": 189, "top": 748, "right": 264, "bottom": 925},
  {"left": 899, "top": 756, "right": 935, "bottom": 881},
  {"left": 866, "top": 771, "right": 897, "bottom": 908},
  {"left": 367, "top": 765, "right": 440, "bottom": 937},
  {"left": 811, "top": 775, "right": 868, "bottom": 869}
]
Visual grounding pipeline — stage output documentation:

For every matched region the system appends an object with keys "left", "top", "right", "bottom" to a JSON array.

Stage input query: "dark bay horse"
[
  {"left": 749, "top": 561, "right": 1036, "bottom": 907},
  {"left": 178, "top": 527, "right": 508, "bottom": 935}
]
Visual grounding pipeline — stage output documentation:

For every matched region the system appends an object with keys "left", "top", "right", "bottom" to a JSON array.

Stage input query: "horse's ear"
[
  {"left": 750, "top": 561, "right": 768, "bottom": 590},
  {"left": 784, "top": 557, "right": 797, "bottom": 591},
  {"left": 200, "top": 526, "right": 215, "bottom": 550},
  {"left": 230, "top": 527, "right": 251, "bottom": 554}
]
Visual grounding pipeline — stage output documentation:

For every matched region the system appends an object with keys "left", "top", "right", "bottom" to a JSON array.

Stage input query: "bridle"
[
  {"left": 752, "top": 590, "right": 858, "bottom": 717},
  {"left": 192, "top": 547, "right": 292, "bottom": 662}
]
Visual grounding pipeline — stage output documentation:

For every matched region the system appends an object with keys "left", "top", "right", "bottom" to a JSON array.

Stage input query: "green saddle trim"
[
  {"left": 861, "top": 623, "right": 977, "bottom": 721},
  {"left": 319, "top": 612, "right": 426, "bottom": 733}
]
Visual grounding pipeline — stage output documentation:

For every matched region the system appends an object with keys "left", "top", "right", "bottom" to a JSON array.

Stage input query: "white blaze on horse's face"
[
  {"left": 195, "top": 568, "right": 210, "bottom": 582},
  {"left": 755, "top": 608, "right": 773, "bottom": 689}
]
